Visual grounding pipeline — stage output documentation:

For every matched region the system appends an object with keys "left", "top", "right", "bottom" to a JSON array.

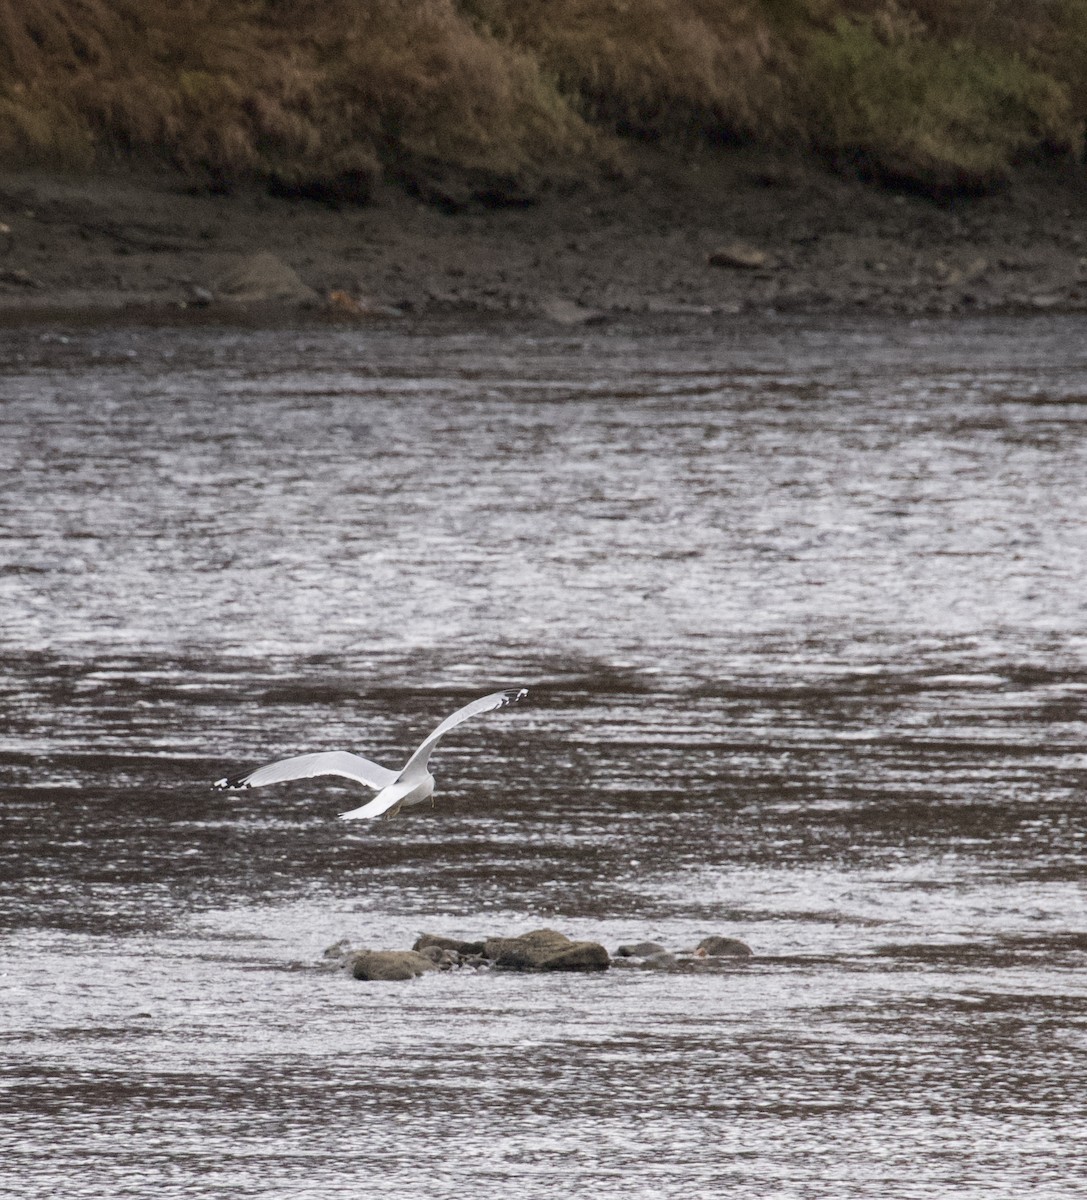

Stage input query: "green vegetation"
[
  {"left": 803, "top": 14, "right": 1076, "bottom": 192},
  {"left": 0, "top": 0, "right": 1083, "bottom": 198}
]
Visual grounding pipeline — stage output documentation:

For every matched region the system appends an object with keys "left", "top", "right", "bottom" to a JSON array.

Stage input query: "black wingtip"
[
  {"left": 501, "top": 688, "right": 528, "bottom": 706},
  {"left": 211, "top": 775, "right": 251, "bottom": 791}
]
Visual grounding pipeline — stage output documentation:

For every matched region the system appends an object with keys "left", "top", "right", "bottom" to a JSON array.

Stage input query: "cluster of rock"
[
  {"left": 613, "top": 934, "right": 753, "bottom": 971},
  {"left": 327, "top": 928, "right": 752, "bottom": 982}
]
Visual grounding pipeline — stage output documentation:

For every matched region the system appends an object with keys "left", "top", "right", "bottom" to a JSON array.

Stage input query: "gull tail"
[{"left": 339, "top": 780, "right": 417, "bottom": 821}]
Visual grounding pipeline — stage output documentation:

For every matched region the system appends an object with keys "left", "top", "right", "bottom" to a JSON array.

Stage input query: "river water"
[{"left": 1, "top": 315, "right": 1085, "bottom": 1198}]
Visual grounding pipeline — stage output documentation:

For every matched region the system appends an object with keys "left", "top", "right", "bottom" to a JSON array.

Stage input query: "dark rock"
[
  {"left": 414, "top": 945, "right": 459, "bottom": 970},
  {"left": 616, "top": 941, "right": 669, "bottom": 958},
  {"left": 484, "top": 928, "right": 570, "bottom": 968},
  {"left": 484, "top": 928, "right": 609, "bottom": 972},
  {"left": 696, "top": 935, "right": 753, "bottom": 958},
  {"left": 540, "top": 941, "right": 610, "bottom": 972},
  {"left": 413, "top": 933, "right": 486, "bottom": 957},
  {"left": 350, "top": 950, "right": 438, "bottom": 981}
]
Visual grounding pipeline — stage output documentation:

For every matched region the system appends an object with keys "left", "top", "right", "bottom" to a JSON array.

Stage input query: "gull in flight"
[{"left": 212, "top": 688, "right": 527, "bottom": 820}]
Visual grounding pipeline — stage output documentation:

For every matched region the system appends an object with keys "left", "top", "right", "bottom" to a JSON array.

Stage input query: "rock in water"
[
  {"left": 413, "top": 933, "right": 487, "bottom": 956},
  {"left": 484, "top": 928, "right": 609, "bottom": 972},
  {"left": 350, "top": 950, "right": 438, "bottom": 981},
  {"left": 539, "top": 941, "right": 610, "bottom": 972},
  {"left": 483, "top": 928, "right": 569, "bottom": 967},
  {"left": 696, "top": 935, "right": 753, "bottom": 957},
  {"left": 615, "top": 941, "right": 669, "bottom": 958},
  {"left": 416, "top": 945, "right": 460, "bottom": 969}
]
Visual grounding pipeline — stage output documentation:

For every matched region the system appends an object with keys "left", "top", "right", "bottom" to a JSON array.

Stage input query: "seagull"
[{"left": 212, "top": 688, "right": 527, "bottom": 820}]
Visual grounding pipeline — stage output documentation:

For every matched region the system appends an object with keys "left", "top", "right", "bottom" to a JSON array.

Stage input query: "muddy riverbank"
[{"left": 3, "top": 146, "right": 1087, "bottom": 326}]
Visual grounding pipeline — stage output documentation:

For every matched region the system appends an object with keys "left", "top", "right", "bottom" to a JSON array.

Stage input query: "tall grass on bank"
[
  {"left": 802, "top": 10, "right": 1077, "bottom": 192},
  {"left": 0, "top": 0, "right": 597, "bottom": 195},
  {"left": 0, "top": 0, "right": 1084, "bottom": 199},
  {"left": 461, "top": 0, "right": 791, "bottom": 142}
]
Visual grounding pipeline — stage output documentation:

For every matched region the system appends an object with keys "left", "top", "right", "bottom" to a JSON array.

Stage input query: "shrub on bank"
[
  {"left": 0, "top": 0, "right": 597, "bottom": 195},
  {"left": 0, "top": 0, "right": 1083, "bottom": 198},
  {"left": 802, "top": 13, "right": 1078, "bottom": 193},
  {"left": 460, "top": 0, "right": 791, "bottom": 143}
]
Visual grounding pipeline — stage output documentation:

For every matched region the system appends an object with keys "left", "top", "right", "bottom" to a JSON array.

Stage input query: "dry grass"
[
  {"left": 463, "top": 0, "right": 790, "bottom": 142},
  {"left": 0, "top": 0, "right": 1084, "bottom": 198},
  {"left": 0, "top": 0, "right": 596, "bottom": 193},
  {"left": 0, "top": 1, "right": 333, "bottom": 176},
  {"left": 307, "top": 1, "right": 597, "bottom": 180}
]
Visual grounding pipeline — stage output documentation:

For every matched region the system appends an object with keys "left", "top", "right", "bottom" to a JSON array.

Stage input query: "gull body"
[{"left": 212, "top": 688, "right": 526, "bottom": 820}]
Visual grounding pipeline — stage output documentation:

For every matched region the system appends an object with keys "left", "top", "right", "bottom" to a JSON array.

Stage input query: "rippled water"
[{"left": 2, "top": 316, "right": 1085, "bottom": 1198}]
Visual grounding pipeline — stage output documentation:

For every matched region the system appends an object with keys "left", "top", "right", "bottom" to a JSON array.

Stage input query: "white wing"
[
  {"left": 397, "top": 688, "right": 527, "bottom": 783},
  {"left": 212, "top": 751, "right": 397, "bottom": 792}
]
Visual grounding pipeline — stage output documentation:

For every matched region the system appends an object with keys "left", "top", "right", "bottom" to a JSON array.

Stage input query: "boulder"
[
  {"left": 350, "top": 950, "right": 438, "bottom": 981},
  {"left": 484, "top": 928, "right": 609, "bottom": 972},
  {"left": 416, "top": 945, "right": 459, "bottom": 969},
  {"left": 540, "top": 941, "right": 610, "bottom": 972},
  {"left": 412, "top": 933, "right": 487, "bottom": 957},
  {"left": 212, "top": 251, "right": 318, "bottom": 305},
  {"left": 695, "top": 935, "right": 753, "bottom": 958},
  {"left": 484, "top": 928, "right": 570, "bottom": 968},
  {"left": 615, "top": 941, "right": 669, "bottom": 959}
]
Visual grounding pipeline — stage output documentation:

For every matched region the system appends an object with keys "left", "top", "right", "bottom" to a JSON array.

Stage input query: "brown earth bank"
[{"left": 3, "top": 145, "right": 1087, "bottom": 327}]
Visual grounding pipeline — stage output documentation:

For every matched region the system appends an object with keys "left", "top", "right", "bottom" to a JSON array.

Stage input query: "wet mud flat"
[
  {"left": 1, "top": 315, "right": 1086, "bottom": 1198},
  {"left": 4, "top": 147, "right": 1087, "bottom": 326}
]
